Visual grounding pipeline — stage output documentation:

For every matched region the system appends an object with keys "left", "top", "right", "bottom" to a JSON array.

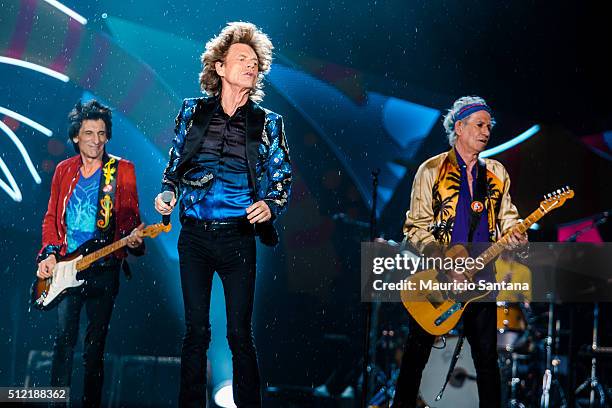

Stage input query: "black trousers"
[
  {"left": 50, "top": 270, "right": 118, "bottom": 408},
  {"left": 392, "top": 302, "right": 501, "bottom": 408},
  {"left": 178, "top": 220, "right": 260, "bottom": 408}
]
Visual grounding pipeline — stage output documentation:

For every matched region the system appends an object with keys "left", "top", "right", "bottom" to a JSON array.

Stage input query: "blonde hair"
[{"left": 199, "top": 22, "right": 273, "bottom": 102}]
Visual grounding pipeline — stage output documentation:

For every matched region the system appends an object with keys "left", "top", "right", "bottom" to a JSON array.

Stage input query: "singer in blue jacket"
[{"left": 154, "top": 22, "right": 291, "bottom": 408}]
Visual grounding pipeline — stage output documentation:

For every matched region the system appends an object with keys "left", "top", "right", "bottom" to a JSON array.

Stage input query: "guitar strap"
[
  {"left": 95, "top": 154, "right": 119, "bottom": 245},
  {"left": 93, "top": 155, "right": 134, "bottom": 280},
  {"left": 467, "top": 160, "right": 488, "bottom": 243}
]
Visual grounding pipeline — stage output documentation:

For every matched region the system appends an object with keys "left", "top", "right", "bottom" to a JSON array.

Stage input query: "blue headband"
[{"left": 455, "top": 103, "right": 492, "bottom": 121}]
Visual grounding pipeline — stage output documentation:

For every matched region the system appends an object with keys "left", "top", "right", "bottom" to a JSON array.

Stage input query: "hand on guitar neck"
[
  {"left": 126, "top": 223, "right": 145, "bottom": 249},
  {"left": 504, "top": 229, "right": 528, "bottom": 250}
]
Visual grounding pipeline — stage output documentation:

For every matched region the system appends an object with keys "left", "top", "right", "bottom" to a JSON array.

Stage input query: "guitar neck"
[
  {"left": 76, "top": 237, "right": 129, "bottom": 271},
  {"left": 467, "top": 206, "right": 545, "bottom": 279}
]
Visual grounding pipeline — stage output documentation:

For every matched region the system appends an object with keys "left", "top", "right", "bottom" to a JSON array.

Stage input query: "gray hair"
[{"left": 442, "top": 96, "right": 496, "bottom": 146}]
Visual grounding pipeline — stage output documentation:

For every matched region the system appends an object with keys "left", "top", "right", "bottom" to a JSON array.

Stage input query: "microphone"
[{"left": 161, "top": 191, "right": 174, "bottom": 226}]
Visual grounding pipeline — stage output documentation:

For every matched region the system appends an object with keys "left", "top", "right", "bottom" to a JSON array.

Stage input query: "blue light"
[
  {"left": 480, "top": 125, "right": 540, "bottom": 158},
  {"left": 382, "top": 97, "right": 440, "bottom": 149},
  {"left": 268, "top": 64, "right": 439, "bottom": 214}
]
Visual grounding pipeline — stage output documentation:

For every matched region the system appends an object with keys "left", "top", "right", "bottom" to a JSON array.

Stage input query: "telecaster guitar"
[
  {"left": 31, "top": 223, "right": 171, "bottom": 311},
  {"left": 401, "top": 187, "right": 574, "bottom": 336}
]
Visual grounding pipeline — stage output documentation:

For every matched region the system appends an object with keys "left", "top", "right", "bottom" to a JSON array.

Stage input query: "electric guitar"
[
  {"left": 401, "top": 187, "right": 574, "bottom": 336},
  {"left": 31, "top": 223, "right": 171, "bottom": 311}
]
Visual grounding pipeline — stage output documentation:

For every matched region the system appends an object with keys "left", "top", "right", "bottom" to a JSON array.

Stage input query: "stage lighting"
[
  {"left": 213, "top": 380, "right": 236, "bottom": 408},
  {"left": 0, "top": 57, "right": 69, "bottom": 82},
  {"left": 42, "top": 0, "right": 88, "bottom": 25},
  {"left": 481, "top": 124, "right": 540, "bottom": 158}
]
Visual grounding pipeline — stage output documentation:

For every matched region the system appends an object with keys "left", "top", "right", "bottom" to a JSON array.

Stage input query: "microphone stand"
[
  {"left": 571, "top": 211, "right": 609, "bottom": 408},
  {"left": 362, "top": 169, "right": 380, "bottom": 408}
]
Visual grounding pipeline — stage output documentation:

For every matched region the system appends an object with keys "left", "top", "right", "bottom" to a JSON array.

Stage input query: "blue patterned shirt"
[
  {"left": 66, "top": 168, "right": 100, "bottom": 252},
  {"left": 183, "top": 105, "right": 253, "bottom": 220}
]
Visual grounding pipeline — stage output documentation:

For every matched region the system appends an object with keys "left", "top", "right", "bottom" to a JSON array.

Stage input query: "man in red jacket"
[{"left": 36, "top": 100, "right": 144, "bottom": 407}]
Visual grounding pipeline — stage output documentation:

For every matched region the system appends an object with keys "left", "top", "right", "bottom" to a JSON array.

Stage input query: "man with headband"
[{"left": 392, "top": 96, "right": 527, "bottom": 407}]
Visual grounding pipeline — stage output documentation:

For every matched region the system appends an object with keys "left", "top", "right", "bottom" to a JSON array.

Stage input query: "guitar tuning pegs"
[{"left": 557, "top": 189, "right": 561, "bottom": 194}]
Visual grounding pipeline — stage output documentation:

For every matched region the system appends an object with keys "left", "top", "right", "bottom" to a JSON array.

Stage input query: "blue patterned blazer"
[{"left": 161, "top": 96, "right": 292, "bottom": 246}]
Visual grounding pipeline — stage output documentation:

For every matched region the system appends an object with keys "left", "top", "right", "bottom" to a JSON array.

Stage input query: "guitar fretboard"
[
  {"left": 465, "top": 203, "right": 552, "bottom": 280},
  {"left": 76, "top": 237, "right": 129, "bottom": 271},
  {"left": 59, "top": 223, "right": 168, "bottom": 272}
]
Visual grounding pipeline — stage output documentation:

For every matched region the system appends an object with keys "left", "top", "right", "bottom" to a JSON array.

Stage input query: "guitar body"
[
  {"left": 31, "top": 249, "right": 87, "bottom": 311},
  {"left": 400, "top": 244, "right": 492, "bottom": 336},
  {"left": 401, "top": 269, "right": 462, "bottom": 336}
]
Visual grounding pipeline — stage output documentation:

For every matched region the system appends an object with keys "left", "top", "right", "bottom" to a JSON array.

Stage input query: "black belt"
[{"left": 181, "top": 216, "right": 253, "bottom": 231}]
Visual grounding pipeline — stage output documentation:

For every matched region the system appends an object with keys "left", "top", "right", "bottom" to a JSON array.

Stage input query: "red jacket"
[{"left": 37, "top": 154, "right": 143, "bottom": 263}]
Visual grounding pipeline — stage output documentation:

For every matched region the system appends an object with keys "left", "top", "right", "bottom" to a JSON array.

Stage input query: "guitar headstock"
[
  {"left": 140, "top": 223, "right": 172, "bottom": 238},
  {"left": 540, "top": 186, "right": 574, "bottom": 212}
]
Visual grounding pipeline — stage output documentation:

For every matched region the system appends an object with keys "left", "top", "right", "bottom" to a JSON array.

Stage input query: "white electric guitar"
[{"left": 31, "top": 223, "right": 171, "bottom": 311}]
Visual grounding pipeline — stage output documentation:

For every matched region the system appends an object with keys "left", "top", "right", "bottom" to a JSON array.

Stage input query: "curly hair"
[
  {"left": 68, "top": 99, "right": 112, "bottom": 153},
  {"left": 442, "top": 96, "right": 496, "bottom": 146},
  {"left": 199, "top": 22, "right": 274, "bottom": 102}
]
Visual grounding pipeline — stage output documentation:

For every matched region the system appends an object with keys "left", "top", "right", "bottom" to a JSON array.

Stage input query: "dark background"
[{"left": 1, "top": 0, "right": 611, "bottom": 406}]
